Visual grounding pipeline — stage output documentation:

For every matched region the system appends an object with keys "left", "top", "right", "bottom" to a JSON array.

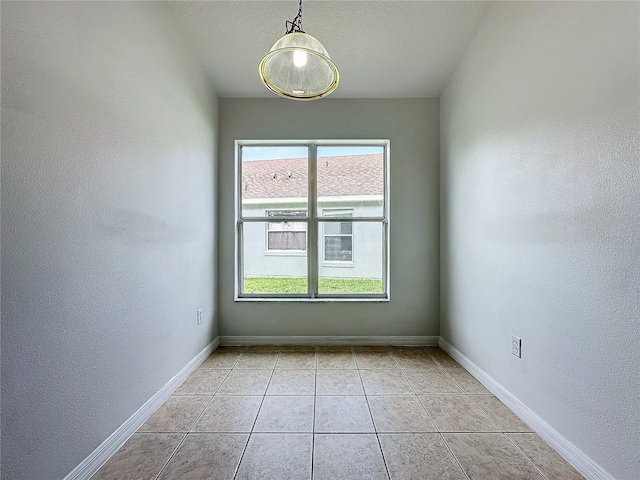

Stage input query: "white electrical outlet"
[
  {"left": 196, "top": 309, "right": 203, "bottom": 325},
  {"left": 511, "top": 336, "right": 521, "bottom": 358}
]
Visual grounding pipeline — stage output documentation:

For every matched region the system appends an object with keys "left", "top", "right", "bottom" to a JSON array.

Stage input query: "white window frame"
[
  {"left": 265, "top": 210, "right": 308, "bottom": 256},
  {"left": 322, "top": 208, "right": 354, "bottom": 267},
  {"left": 235, "top": 140, "right": 390, "bottom": 301}
]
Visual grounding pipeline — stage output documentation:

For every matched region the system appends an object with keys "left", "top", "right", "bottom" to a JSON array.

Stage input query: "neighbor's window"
[
  {"left": 322, "top": 209, "right": 353, "bottom": 263},
  {"left": 237, "top": 141, "right": 389, "bottom": 299},
  {"left": 266, "top": 210, "right": 307, "bottom": 252}
]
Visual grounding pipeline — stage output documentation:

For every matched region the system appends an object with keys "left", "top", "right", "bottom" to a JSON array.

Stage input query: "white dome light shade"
[{"left": 258, "top": 32, "right": 339, "bottom": 101}]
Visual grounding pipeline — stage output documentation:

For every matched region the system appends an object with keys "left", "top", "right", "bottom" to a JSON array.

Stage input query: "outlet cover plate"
[
  {"left": 196, "top": 309, "right": 203, "bottom": 325},
  {"left": 511, "top": 336, "right": 521, "bottom": 358}
]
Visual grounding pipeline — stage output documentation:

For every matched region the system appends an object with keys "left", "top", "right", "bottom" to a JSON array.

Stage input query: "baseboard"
[
  {"left": 63, "top": 337, "right": 219, "bottom": 480},
  {"left": 220, "top": 335, "right": 439, "bottom": 346},
  {"left": 439, "top": 338, "right": 615, "bottom": 480}
]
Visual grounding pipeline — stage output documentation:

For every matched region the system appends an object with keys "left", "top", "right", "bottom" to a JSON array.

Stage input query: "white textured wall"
[
  {"left": 219, "top": 99, "right": 439, "bottom": 337},
  {"left": 440, "top": 2, "right": 640, "bottom": 479},
  {"left": 1, "top": 2, "right": 217, "bottom": 479}
]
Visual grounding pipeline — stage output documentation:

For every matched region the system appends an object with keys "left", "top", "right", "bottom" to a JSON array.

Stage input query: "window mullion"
[
  {"left": 236, "top": 144, "right": 243, "bottom": 298},
  {"left": 309, "top": 144, "right": 318, "bottom": 298},
  {"left": 237, "top": 220, "right": 244, "bottom": 297}
]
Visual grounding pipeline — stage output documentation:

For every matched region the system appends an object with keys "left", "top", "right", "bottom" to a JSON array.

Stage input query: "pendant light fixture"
[{"left": 258, "top": 0, "right": 339, "bottom": 101}]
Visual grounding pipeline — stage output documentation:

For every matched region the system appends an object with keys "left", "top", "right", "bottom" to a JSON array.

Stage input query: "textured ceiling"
[{"left": 168, "top": 1, "right": 491, "bottom": 98}]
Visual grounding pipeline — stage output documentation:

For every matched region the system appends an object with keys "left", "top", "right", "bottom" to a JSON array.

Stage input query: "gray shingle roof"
[{"left": 242, "top": 154, "right": 383, "bottom": 199}]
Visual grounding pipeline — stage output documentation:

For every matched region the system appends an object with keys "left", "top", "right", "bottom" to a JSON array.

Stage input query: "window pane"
[
  {"left": 325, "top": 222, "right": 351, "bottom": 235},
  {"left": 241, "top": 221, "right": 307, "bottom": 294},
  {"left": 268, "top": 231, "right": 306, "bottom": 250},
  {"left": 268, "top": 222, "right": 307, "bottom": 232},
  {"left": 318, "top": 221, "right": 384, "bottom": 294},
  {"left": 267, "top": 210, "right": 306, "bottom": 233},
  {"left": 317, "top": 146, "right": 384, "bottom": 217},
  {"left": 267, "top": 210, "right": 307, "bottom": 251},
  {"left": 325, "top": 236, "right": 352, "bottom": 261},
  {"left": 241, "top": 146, "right": 308, "bottom": 218}
]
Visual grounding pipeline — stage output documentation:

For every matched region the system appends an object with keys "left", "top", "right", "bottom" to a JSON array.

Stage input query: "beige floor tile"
[
  {"left": 315, "top": 396, "right": 375, "bottom": 433},
  {"left": 100, "top": 346, "right": 561, "bottom": 480},
  {"left": 404, "top": 370, "right": 463, "bottom": 394},
  {"left": 235, "top": 351, "right": 279, "bottom": 369},
  {"left": 253, "top": 396, "right": 314, "bottom": 433},
  {"left": 316, "top": 369, "right": 364, "bottom": 395},
  {"left": 139, "top": 396, "right": 210, "bottom": 433},
  {"left": 173, "top": 369, "right": 229, "bottom": 396},
  {"left": 443, "top": 433, "right": 544, "bottom": 479},
  {"left": 313, "top": 434, "right": 388, "bottom": 480},
  {"left": 354, "top": 351, "right": 399, "bottom": 369},
  {"left": 446, "top": 369, "right": 491, "bottom": 394},
  {"left": 469, "top": 395, "right": 532, "bottom": 432},
  {"left": 282, "top": 345, "right": 316, "bottom": 352},
  {"left": 235, "top": 433, "right": 312, "bottom": 480},
  {"left": 359, "top": 369, "right": 414, "bottom": 395},
  {"left": 317, "top": 345, "right": 353, "bottom": 353},
  {"left": 392, "top": 350, "right": 441, "bottom": 369},
  {"left": 317, "top": 351, "right": 356, "bottom": 369},
  {"left": 199, "top": 347, "right": 245, "bottom": 369},
  {"left": 217, "top": 369, "right": 272, "bottom": 395},
  {"left": 215, "top": 346, "right": 247, "bottom": 353},
  {"left": 158, "top": 433, "right": 247, "bottom": 479},
  {"left": 420, "top": 394, "right": 498, "bottom": 432},
  {"left": 379, "top": 433, "right": 466, "bottom": 480},
  {"left": 367, "top": 395, "right": 437, "bottom": 432},
  {"left": 93, "top": 433, "right": 183, "bottom": 480},
  {"left": 426, "top": 348, "right": 462, "bottom": 369},
  {"left": 507, "top": 433, "right": 585, "bottom": 480},
  {"left": 276, "top": 351, "right": 316, "bottom": 369},
  {"left": 245, "top": 345, "right": 281, "bottom": 352},
  {"left": 266, "top": 369, "right": 315, "bottom": 395},
  {"left": 192, "top": 396, "right": 262, "bottom": 432},
  {"left": 353, "top": 346, "right": 391, "bottom": 352}
]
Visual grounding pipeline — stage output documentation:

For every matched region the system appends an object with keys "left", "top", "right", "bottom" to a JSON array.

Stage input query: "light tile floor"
[{"left": 93, "top": 346, "right": 585, "bottom": 480}]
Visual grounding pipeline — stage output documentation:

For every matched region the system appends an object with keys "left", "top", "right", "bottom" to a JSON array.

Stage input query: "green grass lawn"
[{"left": 243, "top": 277, "right": 383, "bottom": 294}]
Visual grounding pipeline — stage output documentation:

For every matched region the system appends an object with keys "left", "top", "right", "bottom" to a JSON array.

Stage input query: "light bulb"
[{"left": 293, "top": 49, "right": 308, "bottom": 68}]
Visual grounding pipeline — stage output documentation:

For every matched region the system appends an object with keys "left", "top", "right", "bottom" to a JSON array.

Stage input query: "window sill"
[
  {"left": 235, "top": 297, "right": 389, "bottom": 303},
  {"left": 320, "top": 262, "right": 355, "bottom": 268},
  {"left": 264, "top": 251, "right": 307, "bottom": 257}
]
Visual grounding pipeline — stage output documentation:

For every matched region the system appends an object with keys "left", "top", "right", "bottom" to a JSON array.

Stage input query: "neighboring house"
[{"left": 241, "top": 154, "right": 384, "bottom": 280}]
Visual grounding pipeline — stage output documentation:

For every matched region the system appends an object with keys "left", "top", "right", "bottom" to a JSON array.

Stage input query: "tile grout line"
[
  {"left": 424, "top": 346, "right": 512, "bottom": 435},
  {"left": 393, "top": 347, "right": 467, "bottom": 474},
  {"left": 153, "top": 348, "right": 243, "bottom": 479},
  {"left": 395, "top": 349, "right": 439, "bottom": 431},
  {"left": 311, "top": 347, "right": 317, "bottom": 480},
  {"left": 424, "top": 346, "right": 503, "bottom": 453},
  {"left": 152, "top": 433, "right": 189, "bottom": 480},
  {"left": 356, "top": 346, "right": 392, "bottom": 480},
  {"left": 438, "top": 433, "right": 472, "bottom": 480},
  {"left": 502, "top": 433, "right": 551, "bottom": 480},
  {"left": 463, "top": 391, "right": 506, "bottom": 433},
  {"left": 425, "top": 347, "right": 539, "bottom": 478},
  {"left": 429, "top": 348, "right": 503, "bottom": 432},
  {"left": 232, "top": 346, "right": 281, "bottom": 480},
  {"left": 140, "top": 346, "right": 550, "bottom": 480},
  {"left": 421, "top": 346, "right": 471, "bottom": 480}
]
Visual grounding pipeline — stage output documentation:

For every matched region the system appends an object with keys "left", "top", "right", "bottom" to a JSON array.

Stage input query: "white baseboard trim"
[
  {"left": 63, "top": 337, "right": 219, "bottom": 480},
  {"left": 220, "top": 335, "right": 439, "bottom": 346},
  {"left": 439, "top": 338, "right": 615, "bottom": 480}
]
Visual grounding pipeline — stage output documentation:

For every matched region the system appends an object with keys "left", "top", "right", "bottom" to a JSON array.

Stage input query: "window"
[
  {"left": 323, "top": 209, "right": 353, "bottom": 263},
  {"left": 267, "top": 210, "right": 307, "bottom": 252},
  {"left": 237, "top": 141, "right": 389, "bottom": 300}
]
